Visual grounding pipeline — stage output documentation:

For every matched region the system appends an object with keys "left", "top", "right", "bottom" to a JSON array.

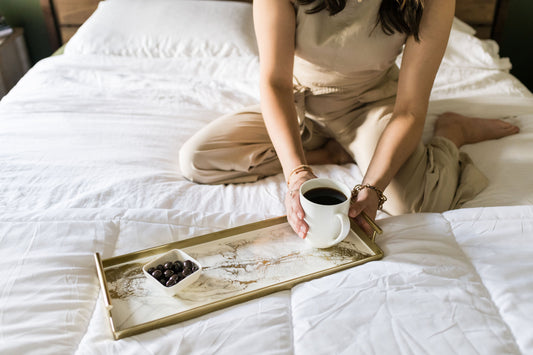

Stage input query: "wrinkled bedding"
[{"left": 1, "top": 17, "right": 533, "bottom": 355}]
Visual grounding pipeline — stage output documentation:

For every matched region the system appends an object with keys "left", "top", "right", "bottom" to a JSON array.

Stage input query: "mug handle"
[{"left": 330, "top": 213, "right": 351, "bottom": 245}]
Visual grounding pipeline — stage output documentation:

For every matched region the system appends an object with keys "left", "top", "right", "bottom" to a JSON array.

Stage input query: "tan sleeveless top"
[{"left": 293, "top": 0, "right": 406, "bottom": 101}]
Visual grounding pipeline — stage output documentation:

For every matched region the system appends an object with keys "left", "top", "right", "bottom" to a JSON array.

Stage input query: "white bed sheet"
[{"left": 1, "top": 19, "right": 533, "bottom": 355}]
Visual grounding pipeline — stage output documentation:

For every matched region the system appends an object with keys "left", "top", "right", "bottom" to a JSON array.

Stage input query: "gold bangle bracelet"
[
  {"left": 351, "top": 183, "right": 387, "bottom": 210},
  {"left": 286, "top": 164, "right": 313, "bottom": 187}
]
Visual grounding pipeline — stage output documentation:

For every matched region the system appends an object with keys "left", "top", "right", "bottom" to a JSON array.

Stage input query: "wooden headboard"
[{"left": 41, "top": 0, "right": 507, "bottom": 48}]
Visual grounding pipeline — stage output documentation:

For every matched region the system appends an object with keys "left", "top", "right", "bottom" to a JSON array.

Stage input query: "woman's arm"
[
  {"left": 253, "top": 0, "right": 315, "bottom": 238},
  {"left": 349, "top": 0, "right": 455, "bottom": 232}
]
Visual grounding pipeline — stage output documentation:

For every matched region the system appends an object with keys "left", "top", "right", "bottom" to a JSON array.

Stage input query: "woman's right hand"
[{"left": 285, "top": 171, "right": 317, "bottom": 239}]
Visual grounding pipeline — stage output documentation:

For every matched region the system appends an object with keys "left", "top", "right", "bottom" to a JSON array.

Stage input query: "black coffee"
[{"left": 303, "top": 187, "right": 347, "bottom": 205}]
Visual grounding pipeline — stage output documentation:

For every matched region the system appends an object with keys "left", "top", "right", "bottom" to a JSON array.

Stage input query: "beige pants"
[{"left": 179, "top": 95, "right": 488, "bottom": 215}]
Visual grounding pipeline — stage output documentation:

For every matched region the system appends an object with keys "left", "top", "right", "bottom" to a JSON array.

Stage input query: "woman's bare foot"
[
  {"left": 306, "top": 139, "right": 355, "bottom": 165},
  {"left": 434, "top": 112, "right": 520, "bottom": 148}
]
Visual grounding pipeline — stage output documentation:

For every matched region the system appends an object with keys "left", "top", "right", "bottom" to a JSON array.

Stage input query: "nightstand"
[{"left": 0, "top": 28, "right": 31, "bottom": 98}]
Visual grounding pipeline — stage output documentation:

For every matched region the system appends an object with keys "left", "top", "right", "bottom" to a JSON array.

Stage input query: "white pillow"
[
  {"left": 396, "top": 18, "right": 511, "bottom": 71},
  {"left": 64, "top": 0, "right": 258, "bottom": 58},
  {"left": 440, "top": 17, "right": 511, "bottom": 70}
]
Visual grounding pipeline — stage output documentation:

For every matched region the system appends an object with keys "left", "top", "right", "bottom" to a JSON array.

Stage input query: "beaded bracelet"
[
  {"left": 351, "top": 184, "right": 387, "bottom": 210},
  {"left": 286, "top": 164, "right": 313, "bottom": 187}
]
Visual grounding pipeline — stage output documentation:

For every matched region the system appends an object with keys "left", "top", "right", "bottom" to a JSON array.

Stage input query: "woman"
[{"left": 180, "top": 0, "right": 519, "bottom": 237}]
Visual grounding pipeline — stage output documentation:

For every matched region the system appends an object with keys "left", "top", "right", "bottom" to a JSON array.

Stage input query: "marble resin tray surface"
[{"left": 94, "top": 216, "right": 383, "bottom": 339}]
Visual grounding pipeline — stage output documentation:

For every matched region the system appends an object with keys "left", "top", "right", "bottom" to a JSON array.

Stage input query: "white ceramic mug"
[{"left": 299, "top": 178, "right": 352, "bottom": 248}]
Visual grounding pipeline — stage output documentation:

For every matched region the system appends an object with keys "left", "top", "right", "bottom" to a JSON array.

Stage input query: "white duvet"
[{"left": 1, "top": 15, "right": 533, "bottom": 355}]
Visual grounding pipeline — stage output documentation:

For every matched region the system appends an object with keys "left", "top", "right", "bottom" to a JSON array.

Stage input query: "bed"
[{"left": 2, "top": 0, "right": 533, "bottom": 353}]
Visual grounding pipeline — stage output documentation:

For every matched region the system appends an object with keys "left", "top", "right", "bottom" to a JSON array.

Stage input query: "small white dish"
[{"left": 142, "top": 249, "right": 202, "bottom": 296}]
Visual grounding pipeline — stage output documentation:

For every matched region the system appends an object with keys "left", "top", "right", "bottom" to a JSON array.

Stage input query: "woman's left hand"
[{"left": 348, "top": 186, "right": 379, "bottom": 236}]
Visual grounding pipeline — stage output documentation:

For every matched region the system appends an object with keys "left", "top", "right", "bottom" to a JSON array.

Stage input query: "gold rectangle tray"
[{"left": 94, "top": 216, "right": 383, "bottom": 340}]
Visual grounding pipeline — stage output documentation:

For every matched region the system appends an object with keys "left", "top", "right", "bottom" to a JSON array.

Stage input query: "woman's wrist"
[
  {"left": 352, "top": 183, "right": 387, "bottom": 210},
  {"left": 287, "top": 169, "right": 315, "bottom": 197},
  {"left": 286, "top": 164, "right": 313, "bottom": 186},
  {"left": 286, "top": 164, "right": 314, "bottom": 187}
]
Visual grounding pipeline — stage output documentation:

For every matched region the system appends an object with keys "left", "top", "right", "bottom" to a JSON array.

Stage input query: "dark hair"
[{"left": 296, "top": 0, "right": 424, "bottom": 41}]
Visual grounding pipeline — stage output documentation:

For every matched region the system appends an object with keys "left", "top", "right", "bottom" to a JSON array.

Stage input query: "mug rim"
[{"left": 299, "top": 178, "right": 351, "bottom": 206}]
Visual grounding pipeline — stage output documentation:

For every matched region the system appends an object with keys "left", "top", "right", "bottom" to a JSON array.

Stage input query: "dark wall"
[
  {"left": 0, "top": 0, "right": 54, "bottom": 64},
  {"left": 497, "top": 0, "right": 533, "bottom": 91}
]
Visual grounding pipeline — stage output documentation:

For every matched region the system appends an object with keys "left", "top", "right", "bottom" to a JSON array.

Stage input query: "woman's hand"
[
  {"left": 285, "top": 171, "right": 316, "bottom": 239},
  {"left": 348, "top": 186, "right": 380, "bottom": 237}
]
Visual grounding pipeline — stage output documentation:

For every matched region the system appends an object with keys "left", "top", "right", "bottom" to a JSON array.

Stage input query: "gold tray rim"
[{"left": 94, "top": 215, "right": 384, "bottom": 340}]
